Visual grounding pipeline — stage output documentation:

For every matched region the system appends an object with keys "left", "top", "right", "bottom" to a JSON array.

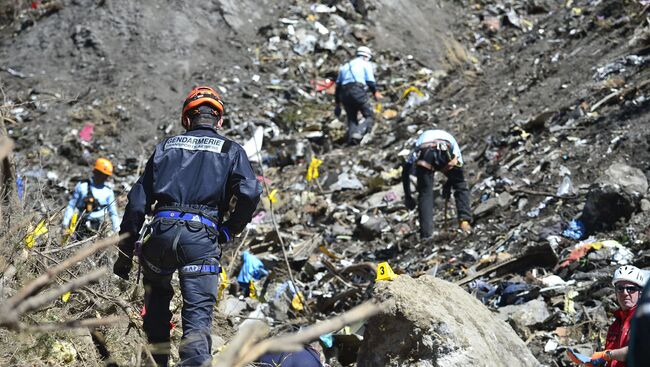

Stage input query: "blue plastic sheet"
[{"left": 562, "top": 219, "right": 585, "bottom": 240}]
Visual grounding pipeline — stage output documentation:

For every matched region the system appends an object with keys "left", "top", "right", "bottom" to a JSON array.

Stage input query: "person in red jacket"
[{"left": 570, "top": 265, "right": 646, "bottom": 367}]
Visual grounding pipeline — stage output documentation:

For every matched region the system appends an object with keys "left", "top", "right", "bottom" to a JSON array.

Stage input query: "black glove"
[
  {"left": 334, "top": 105, "right": 342, "bottom": 117},
  {"left": 113, "top": 252, "right": 133, "bottom": 280},
  {"left": 405, "top": 195, "right": 416, "bottom": 210}
]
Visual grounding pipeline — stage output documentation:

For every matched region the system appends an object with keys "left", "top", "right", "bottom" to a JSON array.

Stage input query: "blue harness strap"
[
  {"left": 155, "top": 210, "right": 218, "bottom": 229},
  {"left": 180, "top": 264, "right": 221, "bottom": 275},
  {"left": 144, "top": 259, "right": 221, "bottom": 276}
]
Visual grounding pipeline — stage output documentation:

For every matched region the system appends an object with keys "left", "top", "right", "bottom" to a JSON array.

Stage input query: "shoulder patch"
[{"left": 164, "top": 135, "right": 225, "bottom": 153}]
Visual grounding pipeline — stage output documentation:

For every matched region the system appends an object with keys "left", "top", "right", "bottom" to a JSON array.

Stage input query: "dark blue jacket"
[
  {"left": 119, "top": 126, "right": 262, "bottom": 256},
  {"left": 256, "top": 347, "right": 323, "bottom": 367}
]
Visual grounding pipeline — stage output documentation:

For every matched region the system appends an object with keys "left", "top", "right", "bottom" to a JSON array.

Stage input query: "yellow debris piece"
[
  {"left": 564, "top": 289, "right": 578, "bottom": 314},
  {"left": 25, "top": 219, "right": 48, "bottom": 249},
  {"left": 62, "top": 292, "right": 71, "bottom": 303},
  {"left": 292, "top": 292, "right": 305, "bottom": 311},
  {"left": 382, "top": 109, "right": 398, "bottom": 119},
  {"left": 218, "top": 268, "right": 228, "bottom": 300},
  {"left": 376, "top": 261, "right": 398, "bottom": 281},
  {"left": 374, "top": 102, "right": 382, "bottom": 114},
  {"left": 249, "top": 280, "right": 258, "bottom": 299},
  {"left": 306, "top": 157, "right": 323, "bottom": 182},
  {"left": 63, "top": 211, "right": 78, "bottom": 245},
  {"left": 268, "top": 189, "right": 278, "bottom": 204},
  {"left": 401, "top": 86, "right": 424, "bottom": 100}
]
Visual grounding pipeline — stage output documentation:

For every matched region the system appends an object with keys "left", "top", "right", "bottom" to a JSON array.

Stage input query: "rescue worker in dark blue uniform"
[
  {"left": 256, "top": 345, "right": 323, "bottom": 367},
  {"left": 402, "top": 130, "right": 472, "bottom": 241},
  {"left": 113, "top": 86, "right": 262, "bottom": 367},
  {"left": 334, "top": 46, "right": 382, "bottom": 145}
]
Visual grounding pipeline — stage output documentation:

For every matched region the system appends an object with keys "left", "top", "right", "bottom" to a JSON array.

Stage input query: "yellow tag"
[
  {"left": 374, "top": 102, "right": 382, "bottom": 114},
  {"left": 218, "top": 268, "right": 228, "bottom": 300},
  {"left": 376, "top": 261, "right": 398, "bottom": 282},
  {"left": 306, "top": 157, "right": 323, "bottom": 182},
  {"left": 249, "top": 280, "right": 258, "bottom": 299},
  {"left": 268, "top": 189, "right": 278, "bottom": 204},
  {"left": 25, "top": 219, "right": 48, "bottom": 249},
  {"left": 291, "top": 292, "right": 304, "bottom": 311},
  {"left": 401, "top": 86, "right": 424, "bottom": 100},
  {"left": 63, "top": 211, "right": 78, "bottom": 245},
  {"left": 62, "top": 292, "right": 71, "bottom": 303}
]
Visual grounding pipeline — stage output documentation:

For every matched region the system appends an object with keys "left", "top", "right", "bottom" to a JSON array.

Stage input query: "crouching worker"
[
  {"left": 402, "top": 129, "right": 472, "bottom": 241},
  {"left": 61, "top": 158, "right": 120, "bottom": 239},
  {"left": 256, "top": 345, "right": 324, "bottom": 367},
  {"left": 113, "top": 86, "right": 262, "bottom": 366},
  {"left": 568, "top": 265, "right": 647, "bottom": 367}
]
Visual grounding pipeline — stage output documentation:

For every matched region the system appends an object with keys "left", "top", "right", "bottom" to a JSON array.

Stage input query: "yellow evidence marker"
[{"left": 376, "top": 261, "right": 398, "bottom": 281}]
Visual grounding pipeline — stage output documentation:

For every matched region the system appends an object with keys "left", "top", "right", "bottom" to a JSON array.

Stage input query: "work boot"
[{"left": 459, "top": 220, "right": 472, "bottom": 234}]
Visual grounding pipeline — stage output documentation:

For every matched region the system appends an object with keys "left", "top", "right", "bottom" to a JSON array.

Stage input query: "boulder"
[
  {"left": 357, "top": 275, "right": 539, "bottom": 366},
  {"left": 580, "top": 163, "right": 648, "bottom": 234},
  {"left": 599, "top": 163, "right": 648, "bottom": 196},
  {"left": 580, "top": 184, "right": 638, "bottom": 234}
]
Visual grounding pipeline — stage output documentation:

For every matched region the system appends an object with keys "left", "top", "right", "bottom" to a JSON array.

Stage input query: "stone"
[
  {"left": 219, "top": 297, "right": 247, "bottom": 317},
  {"left": 497, "top": 298, "right": 551, "bottom": 328},
  {"left": 641, "top": 199, "right": 650, "bottom": 212},
  {"left": 355, "top": 214, "right": 389, "bottom": 241},
  {"left": 580, "top": 184, "right": 638, "bottom": 234},
  {"left": 599, "top": 163, "right": 648, "bottom": 196},
  {"left": 473, "top": 197, "right": 499, "bottom": 217},
  {"left": 357, "top": 275, "right": 539, "bottom": 366}
]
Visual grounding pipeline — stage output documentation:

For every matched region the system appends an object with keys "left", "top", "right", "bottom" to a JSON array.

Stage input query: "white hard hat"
[
  {"left": 612, "top": 265, "right": 647, "bottom": 287},
  {"left": 356, "top": 46, "right": 372, "bottom": 59}
]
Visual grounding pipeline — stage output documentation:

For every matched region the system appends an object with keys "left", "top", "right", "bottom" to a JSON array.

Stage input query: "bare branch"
[
  {"left": 0, "top": 137, "right": 13, "bottom": 161},
  {"left": 5, "top": 233, "right": 126, "bottom": 309},
  {"left": 20, "top": 316, "right": 125, "bottom": 332},
  {"left": 214, "top": 301, "right": 381, "bottom": 367},
  {"left": 14, "top": 267, "right": 107, "bottom": 316}
]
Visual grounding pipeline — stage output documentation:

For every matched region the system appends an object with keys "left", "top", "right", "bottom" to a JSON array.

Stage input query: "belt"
[
  {"left": 155, "top": 210, "right": 218, "bottom": 229},
  {"left": 342, "top": 82, "right": 366, "bottom": 89},
  {"left": 143, "top": 259, "right": 221, "bottom": 275}
]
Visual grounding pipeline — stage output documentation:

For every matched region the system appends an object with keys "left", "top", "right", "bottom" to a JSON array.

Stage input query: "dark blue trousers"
[
  {"left": 340, "top": 83, "right": 374, "bottom": 144},
  {"left": 416, "top": 165, "right": 471, "bottom": 239},
  {"left": 141, "top": 218, "right": 221, "bottom": 367}
]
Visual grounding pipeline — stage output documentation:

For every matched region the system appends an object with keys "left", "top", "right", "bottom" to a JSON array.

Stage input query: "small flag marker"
[{"left": 376, "top": 261, "right": 398, "bottom": 281}]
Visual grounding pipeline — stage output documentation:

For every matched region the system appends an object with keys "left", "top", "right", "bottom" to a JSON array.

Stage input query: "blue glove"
[
  {"left": 237, "top": 251, "right": 269, "bottom": 284},
  {"left": 219, "top": 226, "right": 232, "bottom": 243},
  {"left": 334, "top": 105, "right": 342, "bottom": 117}
]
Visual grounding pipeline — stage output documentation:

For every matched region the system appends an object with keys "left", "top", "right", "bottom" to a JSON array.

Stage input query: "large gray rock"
[
  {"left": 580, "top": 163, "right": 648, "bottom": 234},
  {"left": 599, "top": 163, "right": 648, "bottom": 196},
  {"left": 357, "top": 275, "right": 539, "bottom": 367}
]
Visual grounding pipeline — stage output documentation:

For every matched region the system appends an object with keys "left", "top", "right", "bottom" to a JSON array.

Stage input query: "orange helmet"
[
  {"left": 181, "top": 86, "right": 225, "bottom": 129},
  {"left": 94, "top": 158, "right": 113, "bottom": 176}
]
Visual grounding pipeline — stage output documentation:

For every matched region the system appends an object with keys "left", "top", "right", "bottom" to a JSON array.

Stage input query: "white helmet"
[
  {"left": 356, "top": 46, "right": 372, "bottom": 59},
  {"left": 612, "top": 265, "right": 647, "bottom": 287}
]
